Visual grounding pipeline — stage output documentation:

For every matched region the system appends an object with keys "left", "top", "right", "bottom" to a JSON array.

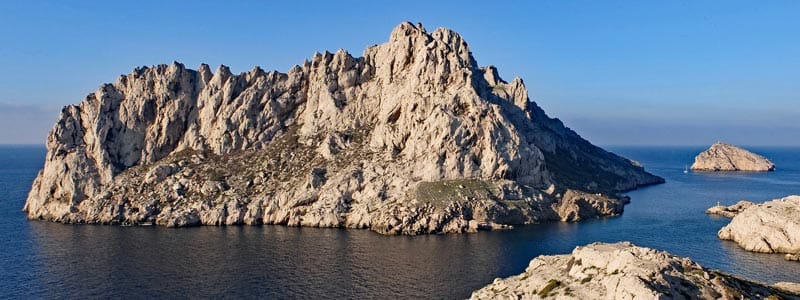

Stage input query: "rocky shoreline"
[
  {"left": 706, "top": 200, "right": 754, "bottom": 218},
  {"left": 713, "top": 196, "right": 800, "bottom": 261},
  {"left": 29, "top": 146, "right": 639, "bottom": 234},
  {"left": 23, "top": 22, "right": 662, "bottom": 234},
  {"left": 471, "top": 242, "right": 800, "bottom": 299}
]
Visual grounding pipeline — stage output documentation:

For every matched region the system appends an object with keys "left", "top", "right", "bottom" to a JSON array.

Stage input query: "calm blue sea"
[{"left": 1, "top": 145, "right": 798, "bottom": 298}]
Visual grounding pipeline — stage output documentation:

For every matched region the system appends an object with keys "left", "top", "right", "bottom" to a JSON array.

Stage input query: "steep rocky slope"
[
  {"left": 471, "top": 242, "right": 800, "bottom": 299},
  {"left": 691, "top": 142, "right": 775, "bottom": 172},
  {"left": 24, "top": 22, "right": 663, "bottom": 234},
  {"left": 717, "top": 195, "right": 800, "bottom": 260}
]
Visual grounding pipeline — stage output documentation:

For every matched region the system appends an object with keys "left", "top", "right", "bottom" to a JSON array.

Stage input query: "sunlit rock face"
[
  {"left": 718, "top": 195, "right": 800, "bottom": 257},
  {"left": 691, "top": 142, "right": 775, "bottom": 172},
  {"left": 471, "top": 242, "right": 800, "bottom": 299},
  {"left": 24, "top": 22, "right": 663, "bottom": 234}
]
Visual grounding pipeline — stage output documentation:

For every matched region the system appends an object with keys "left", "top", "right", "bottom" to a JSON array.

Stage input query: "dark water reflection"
[
  {"left": 27, "top": 224, "right": 520, "bottom": 299},
  {"left": 3, "top": 146, "right": 800, "bottom": 298}
]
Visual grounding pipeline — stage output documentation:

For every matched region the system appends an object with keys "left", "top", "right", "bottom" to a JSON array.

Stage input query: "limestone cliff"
[
  {"left": 471, "top": 242, "right": 800, "bottom": 299},
  {"left": 691, "top": 142, "right": 775, "bottom": 172},
  {"left": 24, "top": 22, "right": 663, "bottom": 234}
]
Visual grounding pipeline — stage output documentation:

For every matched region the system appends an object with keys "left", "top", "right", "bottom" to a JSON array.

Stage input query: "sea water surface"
[{"left": 1, "top": 145, "right": 799, "bottom": 298}]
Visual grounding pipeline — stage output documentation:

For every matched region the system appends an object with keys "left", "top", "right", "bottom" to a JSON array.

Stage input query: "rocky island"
[
  {"left": 691, "top": 142, "right": 775, "bottom": 172},
  {"left": 470, "top": 242, "right": 800, "bottom": 299},
  {"left": 24, "top": 22, "right": 663, "bottom": 234},
  {"left": 714, "top": 195, "right": 800, "bottom": 261}
]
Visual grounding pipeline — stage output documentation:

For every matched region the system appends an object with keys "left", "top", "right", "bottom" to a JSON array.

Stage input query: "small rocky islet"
[
  {"left": 709, "top": 196, "right": 800, "bottom": 262},
  {"left": 23, "top": 22, "right": 663, "bottom": 234},
  {"left": 706, "top": 200, "right": 754, "bottom": 218},
  {"left": 697, "top": 143, "right": 798, "bottom": 262},
  {"left": 470, "top": 242, "right": 800, "bottom": 299},
  {"left": 691, "top": 142, "right": 775, "bottom": 172}
]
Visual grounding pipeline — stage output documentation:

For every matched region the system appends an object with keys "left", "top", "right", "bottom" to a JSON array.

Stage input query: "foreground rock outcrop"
[
  {"left": 24, "top": 22, "right": 663, "bottom": 234},
  {"left": 471, "top": 242, "right": 800, "bottom": 299},
  {"left": 691, "top": 142, "right": 775, "bottom": 172},
  {"left": 717, "top": 195, "right": 800, "bottom": 260}
]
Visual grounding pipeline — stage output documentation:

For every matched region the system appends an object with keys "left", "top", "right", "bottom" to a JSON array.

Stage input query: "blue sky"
[{"left": 1, "top": 1, "right": 798, "bottom": 145}]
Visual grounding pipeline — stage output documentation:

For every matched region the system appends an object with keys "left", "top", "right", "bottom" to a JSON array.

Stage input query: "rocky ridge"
[
  {"left": 24, "top": 22, "right": 663, "bottom": 234},
  {"left": 691, "top": 142, "right": 775, "bottom": 172},
  {"left": 470, "top": 242, "right": 800, "bottom": 299},
  {"left": 717, "top": 195, "right": 800, "bottom": 261}
]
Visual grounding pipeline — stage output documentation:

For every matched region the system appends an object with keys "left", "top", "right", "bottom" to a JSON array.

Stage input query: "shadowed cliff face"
[{"left": 24, "top": 22, "right": 663, "bottom": 234}]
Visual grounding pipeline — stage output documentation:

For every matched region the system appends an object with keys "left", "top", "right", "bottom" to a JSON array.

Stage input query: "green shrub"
[{"left": 538, "top": 279, "right": 561, "bottom": 297}]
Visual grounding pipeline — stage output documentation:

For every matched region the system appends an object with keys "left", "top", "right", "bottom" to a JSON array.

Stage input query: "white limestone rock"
[
  {"left": 775, "top": 282, "right": 800, "bottom": 295},
  {"left": 705, "top": 200, "right": 755, "bottom": 218},
  {"left": 24, "top": 22, "right": 663, "bottom": 234},
  {"left": 470, "top": 242, "right": 799, "bottom": 299},
  {"left": 691, "top": 142, "right": 775, "bottom": 172},
  {"left": 718, "top": 195, "right": 800, "bottom": 256}
]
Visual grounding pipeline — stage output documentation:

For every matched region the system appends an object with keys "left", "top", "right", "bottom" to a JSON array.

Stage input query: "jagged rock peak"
[
  {"left": 373, "top": 21, "right": 474, "bottom": 72},
  {"left": 24, "top": 22, "right": 663, "bottom": 234},
  {"left": 481, "top": 65, "right": 503, "bottom": 86},
  {"left": 388, "top": 21, "right": 428, "bottom": 41}
]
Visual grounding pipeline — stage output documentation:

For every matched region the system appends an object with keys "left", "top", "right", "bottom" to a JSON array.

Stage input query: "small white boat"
[{"left": 683, "top": 165, "right": 689, "bottom": 174}]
